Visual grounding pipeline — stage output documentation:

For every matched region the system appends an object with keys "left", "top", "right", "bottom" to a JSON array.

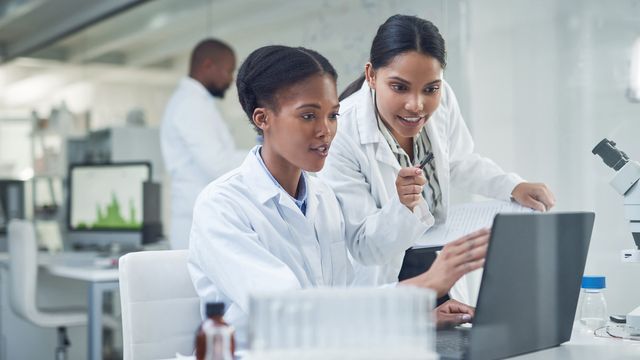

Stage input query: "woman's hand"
[
  {"left": 511, "top": 182, "right": 556, "bottom": 212},
  {"left": 395, "top": 167, "right": 426, "bottom": 210},
  {"left": 400, "top": 228, "right": 490, "bottom": 297},
  {"left": 435, "top": 299, "right": 475, "bottom": 329}
]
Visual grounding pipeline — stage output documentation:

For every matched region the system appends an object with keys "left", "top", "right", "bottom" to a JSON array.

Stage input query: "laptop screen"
[{"left": 468, "top": 212, "right": 595, "bottom": 359}]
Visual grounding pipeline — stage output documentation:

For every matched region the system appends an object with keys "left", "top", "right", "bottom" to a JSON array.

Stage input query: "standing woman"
[
  {"left": 319, "top": 15, "right": 555, "bottom": 293},
  {"left": 188, "top": 45, "right": 490, "bottom": 350}
]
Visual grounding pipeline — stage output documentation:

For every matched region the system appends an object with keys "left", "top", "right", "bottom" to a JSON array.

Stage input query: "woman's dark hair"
[
  {"left": 339, "top": 14, "right": 446, "bottom": 101},
  {"left": 236, "top": 45, "right": 338, "bottom": 135}
]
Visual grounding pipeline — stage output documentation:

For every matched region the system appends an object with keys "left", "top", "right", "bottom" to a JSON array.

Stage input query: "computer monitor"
[
  {"left": 0, "top": 180, "right": 26, "bottom": 234},
  {"left": 0, "top": 180, "right": 26, "bottom": 252},
  {"left": 67, "top": 162, "right": 156, "bottom": 249}
]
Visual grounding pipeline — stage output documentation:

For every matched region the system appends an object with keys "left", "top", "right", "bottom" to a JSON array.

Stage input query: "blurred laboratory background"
[{"left": 0, "top": 0, "right": 639, "bottom": 359}]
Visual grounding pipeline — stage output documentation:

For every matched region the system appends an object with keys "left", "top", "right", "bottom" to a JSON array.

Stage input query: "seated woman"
[{"left": 187, "top": 45, "right": 489, "bottom": 350}]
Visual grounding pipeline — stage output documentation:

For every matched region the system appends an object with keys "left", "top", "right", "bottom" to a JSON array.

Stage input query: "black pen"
[{"left": 416, "top": 152, "right": 434, "bottom": 169}]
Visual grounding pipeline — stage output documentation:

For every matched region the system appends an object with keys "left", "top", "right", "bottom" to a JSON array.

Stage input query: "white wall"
[{"left": 464, "top": 0, "right": 640, "bottom": 315}]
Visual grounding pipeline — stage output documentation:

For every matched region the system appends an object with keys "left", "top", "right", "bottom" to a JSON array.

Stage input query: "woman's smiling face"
[{"left": 365, "top": 51, "right": 443, "bottom": 141}]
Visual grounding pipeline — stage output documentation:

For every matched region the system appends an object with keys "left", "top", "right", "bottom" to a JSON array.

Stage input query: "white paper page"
[{"left": 413, "top": 200, "right": 535, "bottom": 248}]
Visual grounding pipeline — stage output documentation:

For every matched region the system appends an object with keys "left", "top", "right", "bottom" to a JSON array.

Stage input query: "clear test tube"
[
  {"left": 408, "top": 289, "right": 423, "bottom": 350},
  {"left": 313, "top": 291, "right": 326, "bottom": 349},
  {"left": 421, "top": 289, "right": 435, "bottom": 352},
  {"left": 352, "top": 291, "right": 367, "bottom": 347},
  {"left": 248, "top": 295, "right": 266, "bottom": 351},
  {"left": 340, "top": 291, "right": 352, "bottom": 348},
  {"left": 361, "top": 289, "right": 374, "bottom": 347},
  {"left": 388, "top": 289, "right": 401, "bottom": 346},
  {"left": 300, "top": 297, "right": 313, "bottom": 350},
  {"left": 326, "top": 290, "right": 339, "bottom": 347},
  {"left": 269, "top": 299, "right": 283, "bottom": 349},
  {"left": 284, "top": 301, "right": 299, "bottom": 349}
]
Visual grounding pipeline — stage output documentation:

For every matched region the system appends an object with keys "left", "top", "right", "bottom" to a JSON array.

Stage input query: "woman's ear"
[
  {"left": 252, "top": 108, "right": 269, "bottom": 132},
  {"left": 364, "top": 62, "right": 376, "bottom": 89}
]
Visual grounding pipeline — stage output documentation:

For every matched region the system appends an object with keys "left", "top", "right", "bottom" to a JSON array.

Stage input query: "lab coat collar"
[
  {"left": 351, "top": 83, "right": 401, "bottom": 170},
  {"left": 354, "top": 82, "right": 381, "bottom": 145},
  {"left": 180, "top": 76, "right": 212, "bottom": 99},
  {"left": 241, "top": 146, "right": 281, "bottom": 204},
  {"left": 254, "top": 146, "right": 308, "bottom": 212},
  {"left": 241, "top": 146, "right": 323, "bottom": 217}
]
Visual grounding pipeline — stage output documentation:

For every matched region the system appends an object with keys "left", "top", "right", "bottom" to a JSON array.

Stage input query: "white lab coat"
[
  {"left": 319, "top": 81, "right": 523, "bottom": 297},
  {"left": 160, "top": 77, "right": 247, "bottom": 249},
  {"left": 188, "top": 146, "right": 353, "bottom": 350}
]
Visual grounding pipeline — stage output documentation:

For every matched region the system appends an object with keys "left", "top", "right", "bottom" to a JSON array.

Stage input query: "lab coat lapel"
[
  {"left": 304, "top": 179, "right": 318, "bottom": 225},
  {"left": 374, "top": 137, "right": 401, "bottom": 171},
  {"left": 306, "top": 180, "right": 333, "bottom": 284},
  {"left": 304, "top": 180, "right": 337, "bottom": 284},
  {"left": 275, "top": 176, "right": 325, "bottom": 286},
  {"left": 425, "top": 112, "right": 450, "bottom": 219},
  {"left": 354, "top": 86, "right": 401, "bottom": 171},
  {"left": 240, "top": 150, "right": 324, "bottom": 285},
  {"left": 241, "top": 149, "right": 280, "bottom": 204},
  {"left": 352, "top": 85, "right": 400, "bottom": 204}
]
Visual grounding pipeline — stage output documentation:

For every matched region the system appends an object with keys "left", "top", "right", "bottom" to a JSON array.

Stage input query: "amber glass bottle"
[{"left": 195, "top": 302, "right": 235, "bottom": 360}]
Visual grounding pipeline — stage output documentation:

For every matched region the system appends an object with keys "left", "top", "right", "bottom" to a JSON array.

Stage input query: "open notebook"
[
  {"left": 413, "top": 200, "right": 535, "bottom": 249},
  {"left": 413, "top": 200, "right": 535, "bottom": 306}
]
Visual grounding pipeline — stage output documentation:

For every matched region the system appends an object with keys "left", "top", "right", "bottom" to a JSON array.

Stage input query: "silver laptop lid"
[{"left": 469, "top": 212, "right": 595, "bottom": 360}]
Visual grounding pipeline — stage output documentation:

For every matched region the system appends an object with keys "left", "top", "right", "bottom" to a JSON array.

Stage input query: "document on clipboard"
[{"left": 413, "top": 200, "right": 535, "bottom": 249}]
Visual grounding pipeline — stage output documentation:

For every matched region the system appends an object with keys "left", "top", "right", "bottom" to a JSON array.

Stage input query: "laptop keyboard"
[{"left": 436, "top": 328, "right": 470, "bottom": 359}]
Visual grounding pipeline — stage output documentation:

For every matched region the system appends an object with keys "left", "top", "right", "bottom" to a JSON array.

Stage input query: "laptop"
[{"left": 436, "top": 212, "right": 595, "bottom": 360}]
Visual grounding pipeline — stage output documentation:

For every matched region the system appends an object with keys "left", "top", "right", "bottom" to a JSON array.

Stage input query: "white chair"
[
  {"left": 7, "top": 219, "right": 87, "bottom": 360},
  {"left": 119, "top": 250, "right": 202, "bottom": 360}
]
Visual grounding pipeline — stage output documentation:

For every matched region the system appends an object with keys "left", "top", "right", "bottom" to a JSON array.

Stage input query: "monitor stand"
[{"left": 67, "top": 231, "right": 142, "bottom": 252}]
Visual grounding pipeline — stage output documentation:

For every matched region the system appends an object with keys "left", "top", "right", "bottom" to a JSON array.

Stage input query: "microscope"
[{"left": 592, "top": 138, "right": 640, "bottom": 336}]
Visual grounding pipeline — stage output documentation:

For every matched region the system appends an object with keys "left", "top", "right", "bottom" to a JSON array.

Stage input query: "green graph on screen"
[{"left": 76, "top": 192, "right": 141, "bottom": 230}]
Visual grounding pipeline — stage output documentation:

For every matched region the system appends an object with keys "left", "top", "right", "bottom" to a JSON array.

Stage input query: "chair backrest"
[
  {"left": 7, "top": 219, "right": 40, "bottom": 323},
  {"left": 119, "top": 250, "right": 201, "bottom": 360}
]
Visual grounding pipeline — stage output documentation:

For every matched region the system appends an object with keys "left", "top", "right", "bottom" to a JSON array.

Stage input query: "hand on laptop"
[
  {"left": 400, "top": 228, "right": 490, "bottom": 297},
  {"left": 511, "top": 182, "right": 556, "bottom": 212},
  {"left": 435, "top": 299, "right": 474, "bottom": 329}
]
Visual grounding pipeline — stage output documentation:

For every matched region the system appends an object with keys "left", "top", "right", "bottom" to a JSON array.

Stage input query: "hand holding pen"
[
  {"left": 395, "top": 153, "right": 433, "bottom": 211},
  {"left": 416, "top": 152, "right": 434, "bottom": 170}
]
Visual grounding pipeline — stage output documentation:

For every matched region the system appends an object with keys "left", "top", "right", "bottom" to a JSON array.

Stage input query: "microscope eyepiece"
[{"left": 592, "top": 138, "right": 629, "bottom": 171}]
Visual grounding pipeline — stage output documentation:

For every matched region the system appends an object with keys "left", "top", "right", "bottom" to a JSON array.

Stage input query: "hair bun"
[
  {"left": 236, "top": 78, "right": 257, "bottom": 118},
  {"left": 235, "top": 45, "right": 337, "bottom": 136}
]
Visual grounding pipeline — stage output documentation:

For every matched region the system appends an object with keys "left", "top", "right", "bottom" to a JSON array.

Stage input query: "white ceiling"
[
  {"left": 0, "top": 0, "right": 456, "bottom": 113},
  {"left": 0, "top": 0, "right": 148, "bottom": 63},
  {"left": 3, "top": 0, "right": 310, "bottom": 68},
  {"left": 0, "top": 0, "right": 280, "bottom": 111}
]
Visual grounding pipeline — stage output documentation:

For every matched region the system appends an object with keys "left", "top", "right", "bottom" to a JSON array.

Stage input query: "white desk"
[
  {"left": 0, "top": 251, "right": 119, "bottom": 360},
  {"left": 507, "top": 324, "right": 640, "bottom": 359},
  {"left": 163, "top": 325, "right": 640, "bottom": 360}
]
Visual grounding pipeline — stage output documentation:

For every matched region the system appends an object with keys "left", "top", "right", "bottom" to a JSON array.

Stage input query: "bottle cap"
[
  {"left": 581, "top": 276, "right": 606, "bottom": 289},
  {"left": 206, "top": 302, "right": 225, "bottom": 317}
]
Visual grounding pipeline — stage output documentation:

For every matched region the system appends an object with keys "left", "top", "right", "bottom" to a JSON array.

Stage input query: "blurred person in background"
[{"left": 161, "top": 38, "right": 248, "bottom": 249}]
